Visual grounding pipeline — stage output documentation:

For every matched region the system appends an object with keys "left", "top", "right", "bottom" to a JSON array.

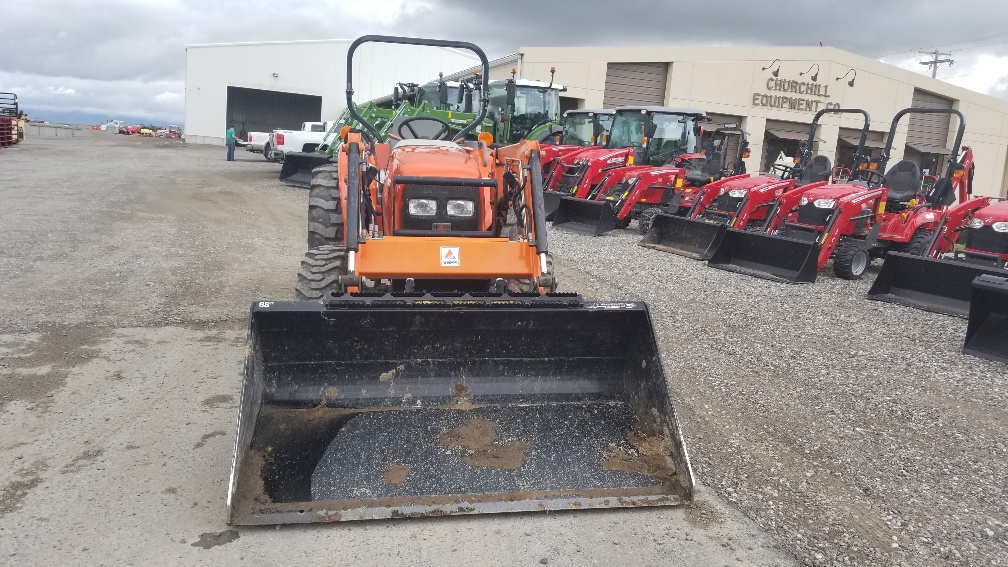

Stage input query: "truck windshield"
[{"left": 562, "top": 113, "right": 596, "bottom": 146}]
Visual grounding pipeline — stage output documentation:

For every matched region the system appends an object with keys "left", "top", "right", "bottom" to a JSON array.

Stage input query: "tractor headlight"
[
  {"left": 993, "top": 221, "right": 1008, "bottom": 233},
  {"left": 801, "top": 196, "right": 809, "bottom": 206},
  {"left": 813, "top": 198, "right": 837, "bottom": 209},
  {"left": 408, "top": 198, "right": 437, "bottom": 217},
  {"left": 446, "top": 199, "right": 475, "bottom": 217},
  {"left": 971, "top": 218, "right": 984, "bottom": 229},
  {"left": 727, "top": 189, "right": 748, "bottom": 198}
]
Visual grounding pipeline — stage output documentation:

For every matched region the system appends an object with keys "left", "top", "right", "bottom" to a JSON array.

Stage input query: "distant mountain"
[{"left": 22, "top": 108, "right": 183, "bottom": 128}]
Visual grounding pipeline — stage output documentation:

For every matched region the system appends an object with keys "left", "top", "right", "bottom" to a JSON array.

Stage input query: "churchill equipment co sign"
[{"left": 753, "top": 78, "right": 842, "bottom": 112}]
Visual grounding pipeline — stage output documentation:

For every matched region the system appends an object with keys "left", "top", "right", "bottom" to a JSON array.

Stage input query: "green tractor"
[{"left": 279, "top": 69, "right": 564, "bottom": 187}]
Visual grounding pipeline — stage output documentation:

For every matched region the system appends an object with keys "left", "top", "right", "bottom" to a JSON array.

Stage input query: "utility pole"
[{"left": 919, "top": 49, "right": 954, "bottom": 78}]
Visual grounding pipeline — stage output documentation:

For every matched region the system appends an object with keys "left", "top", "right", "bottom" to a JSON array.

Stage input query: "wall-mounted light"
[
  {"left": 835, "top": 69, "right": 856, "bottom": 87},
  {"left": 761, "top": 59, "right": 781, "bottom": 78},
  {"left": 800, "top": 63, "right": 819, "bottom": 82},
  {"left": 272, "top": 72, "right": 279, "bottom": 78}
]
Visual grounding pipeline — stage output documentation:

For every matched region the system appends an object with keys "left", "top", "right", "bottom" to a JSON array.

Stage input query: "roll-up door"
[
  {"left": 907, "top": 90, "right": 954, "bottom": 155},
  {"left": 602, "top": 63, "right": 668, "bottom": 107},
  {"left": 226, "top": 86, "right": 322, "bottom": 139}
]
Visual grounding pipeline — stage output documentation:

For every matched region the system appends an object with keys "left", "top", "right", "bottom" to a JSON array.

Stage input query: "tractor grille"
[
  {"left": 401, "top": 184, "right": 481, "bottom": 232},
  {"left": 795, "top": 203, "right": 834, "bottom": 227},
  {"left": 559, "top": 163, "right": 587, "bottom": 194},
  {"left": 965, "top": 226, "right": 1008, "bottom": 256},
  {"left": 709, "top": 193, "right": 745, "bottom": 214}
]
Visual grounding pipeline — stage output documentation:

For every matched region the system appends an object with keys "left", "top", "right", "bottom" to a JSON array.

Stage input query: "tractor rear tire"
[
  {"left": 894, "top": 229, "right": 934, "bottom": 256},
  {"left": 833, "top": 238, "right": 870, "bottom": 280},
  {"left": 295, "top": 245, "right": 347, "bottom": 300},
  {"left": 638, "top": 207, "right": 662, "bottom": 235},
  {"left": 307, "top": 165, "right": 344, "bottom": 249}
]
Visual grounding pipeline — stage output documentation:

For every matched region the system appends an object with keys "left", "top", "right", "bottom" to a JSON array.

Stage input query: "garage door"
[
  {"left": 704, "top": 113, "right": 745, "bottom": 173},
  {"left": 906, "top": 89, "right": 954, "bottom": 155},
  {"left": 761, "top": 119, "right": 815, "bottom": 171},
  {"left": 602, "top": 63, "right": 668, "bottom": 108},
  {"left": 226, "top": 86, "right": 322, "bottom": 139}
]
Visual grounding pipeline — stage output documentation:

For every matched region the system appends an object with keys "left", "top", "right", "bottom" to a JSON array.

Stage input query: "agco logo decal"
[{"left": 440, "top": 246, "right": 460, "bottom": 267}]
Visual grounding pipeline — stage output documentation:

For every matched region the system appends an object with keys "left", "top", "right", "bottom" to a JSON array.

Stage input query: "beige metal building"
[{"left": 489, "top": 46, "right": 1008, "bottom": 197}]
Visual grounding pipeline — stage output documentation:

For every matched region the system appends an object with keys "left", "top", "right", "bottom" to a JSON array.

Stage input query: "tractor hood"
[
  {"left": 799, "top": 182, "right": 871, "bottom": 202},
  {"left": 973, "top": 199, "right": 1008, "bottom": 225},
  {"left": 559, "top": 146, "right": 633, "bottom": 168},
  {"left": 717, "top": 174, "right": 787, "bottom": 193},
  {"left": 388, "top": 140, "right": 482, "bottom": 179}
]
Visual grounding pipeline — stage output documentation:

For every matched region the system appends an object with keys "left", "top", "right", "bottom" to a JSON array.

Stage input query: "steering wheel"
[
  {"left": 855, "top": 168, "right": 887, "bottom": 188},
  {"left": 397, "top": 116, "right": 453, "bottom": 140},
  {"left": 769, "top": 163, "right": 797, "bottom": 179}
]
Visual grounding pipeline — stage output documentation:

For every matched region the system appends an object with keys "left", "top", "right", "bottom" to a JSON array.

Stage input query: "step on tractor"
[
  {"left": 229, "top": 35, "right": 694, "bottom": 526},
  {"left": 548, "top": 107, "right": 709, "bottom": 235},
  {"left": 708, "top": 107, "right": 976, "bottom": 284},
  {"left": 540, "top": 108, "right": 615, "bottom": 187},
  {"left": 642, "top": 108, "right": 869, "bottom": 259},
  {"left": 280, "top": 69, "right": 566, "bottom": 187},
  {"left": 868, "top": 192, "right": 1008, "bottom": 319}
]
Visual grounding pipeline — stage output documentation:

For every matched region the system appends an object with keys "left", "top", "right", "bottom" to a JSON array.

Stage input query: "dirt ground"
[{"left": 0, "top": 133, "right": 795, "bottom": 566}]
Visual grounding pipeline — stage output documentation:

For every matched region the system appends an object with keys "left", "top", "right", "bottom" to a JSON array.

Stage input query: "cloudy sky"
[{"left": 6, "top": 0, "right": 1008, "bottom": 124}]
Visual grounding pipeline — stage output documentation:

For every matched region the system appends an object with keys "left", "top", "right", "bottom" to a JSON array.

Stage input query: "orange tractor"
[{"left": 228, "top": 36, "right": 694, "bottom": 526}]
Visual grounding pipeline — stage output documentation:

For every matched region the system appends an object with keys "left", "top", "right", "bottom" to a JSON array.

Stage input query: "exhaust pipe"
[
  {"left": 963, "top": 275, "right": 1008, "bottom": 364},
  {"left": 707, "top": 228, "right": 820, "bottom": 284},
  {"left": 551, "top": 196, "right": 617, "bottom": 236},
  {"left": 228, "top": 294, "right": 695, "bottom": 525}
]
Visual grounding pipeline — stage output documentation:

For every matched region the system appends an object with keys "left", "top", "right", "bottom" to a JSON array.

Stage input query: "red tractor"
[
  {"left": 709, "top": 107, "right": 974, "bottom": 284},
  {"left": 540, "top": 109, "right": 615, "bottom": 181},
  {"left": 547, "top": 107, "right": 709, "bottom": 234},
  {"left": 641, "top": 108, "right": 869, "bottom": 259},
  {"left": 543, "top": 107, "right": 707, "bottom": 206},
  {"left": 593, "top": 126, "right": 751, "bottom": 235}
]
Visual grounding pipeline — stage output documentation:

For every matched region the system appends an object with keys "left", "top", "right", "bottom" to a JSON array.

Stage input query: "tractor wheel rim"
[{"left": 852, "top": 252, "right": 867, "bottom": 275}]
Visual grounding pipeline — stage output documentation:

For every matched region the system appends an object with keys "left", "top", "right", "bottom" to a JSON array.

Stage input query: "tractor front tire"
[
  {"left": 507, "top": 253, "right": 556, "bottom": 293},
  {"left": 895, "top": 229, "right": 934, "bottom": 256},
  {"left": 307, "top": 165, "right": 344, "bottom": 249},
  {"left": 614, "top": 216, "right": 631, "bottom": 230},
  {"left": 295, "top": 245, "right": 347, "bottom": 300},
  {"left": 833, "top": 238, "right": 870, "bottom": 280},
  {"left": 638, "top": 207, "right": 662, "bottom": 235}
]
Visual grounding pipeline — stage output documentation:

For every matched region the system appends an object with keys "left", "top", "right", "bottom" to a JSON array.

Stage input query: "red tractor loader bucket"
[
  {"left": 228, "top": 294, "right": 695, "bottom": 525},
  {"left": 707, "top": 228, "right": 820, "bottom": 284},
  {"left": 867, "top": 252, "right": 1007, "bottom": 318},
  {"left": 551, "top": 196, "right": 617, "bottom": 236},
  {"left": 543, "top": 191, "right": 562, "bottom": 221},
  {"left": 280, "top": 153, "right": 332, "bottom": 188},
  {"left": 963, "top": 275, "right": 1008, "bottom": 364},
  {"left": 639, "top": 212, "right": 727, "bottom": 260}
]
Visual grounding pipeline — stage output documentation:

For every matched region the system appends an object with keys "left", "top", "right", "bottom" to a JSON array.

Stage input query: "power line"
[
  {"left": 874, "top": 32, "right": 1008, "bottom": 60},
  {"left": 919, "top": 49, "right": 954, "bottom": 78}
]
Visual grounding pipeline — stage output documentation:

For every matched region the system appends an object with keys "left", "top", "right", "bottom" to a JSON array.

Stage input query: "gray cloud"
[{"left": 5, "top": 0, "right": 1008, "bottom": 123}]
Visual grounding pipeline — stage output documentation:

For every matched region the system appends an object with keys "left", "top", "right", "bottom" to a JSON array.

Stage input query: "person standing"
[{"left": 225, "top": 124, "right": 236, "bottom": 161}]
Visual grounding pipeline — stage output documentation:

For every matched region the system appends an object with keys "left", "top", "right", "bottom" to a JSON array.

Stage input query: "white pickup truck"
[
  {"left": 266, "top": 121, "right": 337, "bottom": 162},
  {"left": 245, "top": 132, "right": 271, "bottom": 158}
]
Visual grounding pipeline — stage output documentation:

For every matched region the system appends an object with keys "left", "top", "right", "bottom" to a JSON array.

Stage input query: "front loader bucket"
[
  {"left": 963, "top": 275, "right": 1008, "bottom": 364},
  {"left": 228, "top": 294, "right": 694, "bottom": 525},
  {"left": 543, "top": 191, "right": 562, "bottom": 221},
  {"left": 707, "top": 228, "right": 820, "bottom": 284},
  {"left": 551, "top": 197, "right": 617, "bottom": 236},
  {"left": 639, "top": 213, "right": 727, "bottom": 260},
  {"left": 280, "top": 152, "right": 332, "bottom": 188},
  {"left": 867, "top": 252, "right": 1006, "bottom": 318}
]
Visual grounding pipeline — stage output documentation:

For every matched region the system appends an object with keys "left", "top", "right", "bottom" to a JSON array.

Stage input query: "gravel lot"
[
  {"left": 1, "top": 132, "right": 793, "bottom": 566},
  {"left": 1, "top": 132, "right": 1004, "bottom": 566}
]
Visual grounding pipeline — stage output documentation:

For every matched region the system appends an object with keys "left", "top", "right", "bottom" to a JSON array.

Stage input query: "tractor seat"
[
  {"left": 883, "top": 160, "right": 922, "bottom": 203},
  {"left": 686, "top": 150, "right": 723, "bottom": 185},
  {"left": 796, "top": 155, "right": 832, "bottom": 186}
]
